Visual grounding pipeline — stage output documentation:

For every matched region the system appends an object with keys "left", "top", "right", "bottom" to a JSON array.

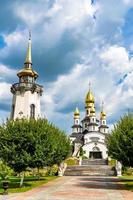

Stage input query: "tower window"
[
  {"left": 93, "top": 126, "right": 95, "bottom": 131},
  {"left": 30, "top": 104, "right": 35, "bottom": 119},
  {"left": 87, "top": 110, "right": 89, "bottom": 115}
]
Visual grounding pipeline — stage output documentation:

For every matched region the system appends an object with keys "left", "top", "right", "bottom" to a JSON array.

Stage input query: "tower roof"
[
  {"left": 74, "top": 107, "right": 80, "bottom": 115},
  {"left": 85, "top": 83, "right": 94, "bottom": 105},
  {"left": 74, "top": 107, "right": 80, "bottom": 119},
  {"left": 17, "top": 31, "right": 38, "bottom": 78},
  {"left": 25, "top": 31, "right": 32, "bottom": 65},
  {"left": 100, "top": 101, "right": 106, "bottom": 120}
]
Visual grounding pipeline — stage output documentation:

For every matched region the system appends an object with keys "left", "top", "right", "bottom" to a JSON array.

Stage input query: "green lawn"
[
  {"left": 119, "top": 176, "right": 133, "bottom": 191},
  {"left": 0, "top": 176, "right": 57, "bottom": 194}
]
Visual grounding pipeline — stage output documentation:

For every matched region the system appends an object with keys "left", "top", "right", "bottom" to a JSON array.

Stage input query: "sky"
[{"left": 0, "top": 0, "right": 133, "bottom": 133}]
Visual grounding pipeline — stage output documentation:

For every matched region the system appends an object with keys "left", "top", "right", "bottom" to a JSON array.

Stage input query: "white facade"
[
  {"left": 70, "top": 88, "right": 109, "bottom": 159},
  {"left": 11, "top": 89, "right": 42, "bottom": 120}
]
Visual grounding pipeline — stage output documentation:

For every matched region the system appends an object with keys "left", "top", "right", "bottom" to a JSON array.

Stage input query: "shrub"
[
  {"left": 65, "top": 157, "right": 79, "bottom": 166},
  {"left": 46, "top": 165, "right": 58, "bottom": 176}
]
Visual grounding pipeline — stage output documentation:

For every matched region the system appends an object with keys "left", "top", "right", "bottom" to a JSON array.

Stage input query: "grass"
[
  {"left": 0, "top": 176, "right": 57, "bottom": 194},
  {"left": 119, "top": 176, "right": 133, "bottom": 191}
]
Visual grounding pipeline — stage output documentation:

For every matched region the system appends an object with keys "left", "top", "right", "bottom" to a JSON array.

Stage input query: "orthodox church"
[
  {"left": 10, "top": 33, "right": 43, "bottom": 120},
  {"left": 70, "top": 87, "right": 109, "bottom": 159}
]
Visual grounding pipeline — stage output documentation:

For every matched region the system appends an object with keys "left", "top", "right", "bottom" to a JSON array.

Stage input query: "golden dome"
[
  {"left": 17, "top": 68, "right": 38, "bottom": 78},
  {"left": 74, "top": 107, "right": 80, "bottom": 118},
  {"left": 100, "top": 111, "right": 106, "bottom": 120},
  {"left": 85, "top": 90, "right": 94, "bottom": 104}
]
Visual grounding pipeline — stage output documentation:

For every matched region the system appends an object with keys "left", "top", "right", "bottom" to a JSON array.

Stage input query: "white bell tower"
[{"left": 10, "top": 32, "right": 43, "bottom": 120}]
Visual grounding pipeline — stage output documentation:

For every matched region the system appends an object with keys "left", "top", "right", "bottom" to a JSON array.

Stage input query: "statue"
[{"left": 116, "top": 161, "right": 122, "bottom": 176}]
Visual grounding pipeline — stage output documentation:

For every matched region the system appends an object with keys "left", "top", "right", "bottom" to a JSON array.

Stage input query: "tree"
[
  {"left": 0, "top": 118, "right": 71, "bottom": 182},
  {"left": 107, "top": 113, "right": 133, "bottom": 167}
]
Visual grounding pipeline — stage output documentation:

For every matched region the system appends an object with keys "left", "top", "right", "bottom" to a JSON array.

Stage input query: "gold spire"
[
  {"left": 100, "top": 101, "right": 106, "bottom": 120},
  {"left": 74, "top": 107, "right": 80, "bottom": 119},
  {"left": 85, "top": 82, "right": 95, "bottom": 107},
  {"left": 17, "top": 31, "right": 38, "bottom": 78},
  {"left": 25, "top": 30, "right": 32, "bottom": 67}
]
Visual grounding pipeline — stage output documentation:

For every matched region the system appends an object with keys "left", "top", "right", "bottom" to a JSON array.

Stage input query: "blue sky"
[{"left": 0, "top": 0, "right": 133, "bottom": 132}]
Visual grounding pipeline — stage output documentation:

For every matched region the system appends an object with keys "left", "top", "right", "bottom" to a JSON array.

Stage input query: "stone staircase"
[
  {"left": 64, "top": 159, "right": 115, "bottom": 176},
  {"left": 82, "top": 159, "right": 108, "bottom": 165}
]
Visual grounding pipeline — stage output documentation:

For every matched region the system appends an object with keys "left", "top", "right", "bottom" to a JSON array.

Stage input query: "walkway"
[{"left": 0, "top": 176, "right": 133, "bottom": 200}]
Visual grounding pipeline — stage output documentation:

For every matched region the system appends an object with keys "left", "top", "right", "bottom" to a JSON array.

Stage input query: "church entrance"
[
  {"left": 89, "top": 146, "right": 102, "bottom": 159},
  {"left": 89, "top": 151, "right": 102, "bottom": 159}
]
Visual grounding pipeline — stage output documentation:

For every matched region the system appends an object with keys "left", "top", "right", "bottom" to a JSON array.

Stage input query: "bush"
[
  {"left": 46, "top": 165, "right": 58, "bottom": 176},
  {"left": 123, "top": 167, "right": 133, "bottom": 176},
  {"left": 65, "top": 157, "right": 79, "bottom": 166},
  {"left": 108, "top": 158, "right": 117, "bottom": 167}
]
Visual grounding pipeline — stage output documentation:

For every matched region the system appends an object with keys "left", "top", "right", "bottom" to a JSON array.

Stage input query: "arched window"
[{"left": 30, "top": 104, "right": 35, "bottom": 119}]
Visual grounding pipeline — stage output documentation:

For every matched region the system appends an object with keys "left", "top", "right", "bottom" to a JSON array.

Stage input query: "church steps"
[
  {"left": 64, "top": 165, "right": 115, "bottom": 176},
  {"left": 82, "top": 159, "right": 108, "bottom": 165}
]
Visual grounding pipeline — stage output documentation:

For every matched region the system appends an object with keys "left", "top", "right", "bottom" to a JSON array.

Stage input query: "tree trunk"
[{"left": 20, "top": 172, "right": 24, "bottom": 188}]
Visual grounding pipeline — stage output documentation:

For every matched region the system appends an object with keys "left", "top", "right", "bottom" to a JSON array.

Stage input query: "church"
[{"left": 70, "top": 88, "right": 109, "bottom": 159}]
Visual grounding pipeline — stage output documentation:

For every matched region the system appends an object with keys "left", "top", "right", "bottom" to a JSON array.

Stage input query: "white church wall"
[
  {"left": 13, "top": 90, "right": 41, "bottom": 120},
  {"left": 83, "top": 142, "right": 108, "bottom": 159}
]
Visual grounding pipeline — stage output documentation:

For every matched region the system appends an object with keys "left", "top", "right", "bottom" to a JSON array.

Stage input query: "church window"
[
  {"left": 85, "top": 123, "right": 87, "bottom": 128},
  {"left": 93, "top": 126, "right": 95, "bottom": 131},
  {"left": 87, "top": 110, "right": 89, "bottom": 115},
  {"left": 76, "top": 120, "right": 78, "bottom": 124},
  {"left": 103, "top": 121, "right": 105, "bottom": 124},
  {"left": 30, "top": 104, "right": 35, "bottom": 119}
]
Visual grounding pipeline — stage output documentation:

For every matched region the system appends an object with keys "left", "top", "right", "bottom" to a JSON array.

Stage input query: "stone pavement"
[{"left": 0, "top": 176, "right": 133, "bottom": 200}]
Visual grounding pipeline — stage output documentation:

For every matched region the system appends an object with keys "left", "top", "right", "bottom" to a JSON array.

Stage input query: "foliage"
[
  {"left": 0, "top": 119, "right": 71, "bottom": 174},
  {"left": 65, "top": 157, "right": 79, "bottom": 166},
  {"left": 108, "top": 158, "right": 117, "bottom": 167},
  {"left": 0, "top": 160, "right": 14, "bottom": 180},
  {"left": 123, "top": 167, "right": 133, "bottom": 176},
  {"left": 79, "top": 147, "right": 84, "bottom": 157},
  {"left": 107, "top": 113, "right": 133, "bottom": 167},
  {"left": 46, "top": 165, "right": 58, "bottom": 176}
]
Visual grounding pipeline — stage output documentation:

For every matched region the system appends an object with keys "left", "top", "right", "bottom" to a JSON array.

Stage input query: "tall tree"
[
  {"left": 107, "top": 113, "right": 133, "bottom": 167},
  {"left": 0, "top": 119, "right": 71, "bottom": 174}
]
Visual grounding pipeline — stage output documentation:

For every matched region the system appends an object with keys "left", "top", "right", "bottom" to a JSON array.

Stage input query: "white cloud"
[
  {"left": 0, "top": 64, "right": 17, "bottom": 80},
  {"left": 0, "top": 82, "right": 11, "bottom": 101},
  {"left": 41, "top": 45, "right": 133, "bottom": 132}
]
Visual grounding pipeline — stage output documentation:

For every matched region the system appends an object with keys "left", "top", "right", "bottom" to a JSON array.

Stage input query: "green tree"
[
  {"left": 0, "top": 119, "right": 71, "bottom": 176},
  {"left": 107, "top": 113, "right": 133, "bottom": 167}
]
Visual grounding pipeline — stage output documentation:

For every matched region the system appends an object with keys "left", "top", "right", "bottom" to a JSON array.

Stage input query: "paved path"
[{"left": 0, "top": 176, "right": 133, "bottom": 200}]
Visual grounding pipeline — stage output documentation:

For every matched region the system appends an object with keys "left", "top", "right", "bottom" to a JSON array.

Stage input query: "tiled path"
[{"left": 0, "top": 176, "right": 133, "bottom": 200}]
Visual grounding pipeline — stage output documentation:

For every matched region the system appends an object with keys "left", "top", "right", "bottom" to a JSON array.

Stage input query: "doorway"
[{"left": 89, "top": 151, "right": 102, "bottom": 159}]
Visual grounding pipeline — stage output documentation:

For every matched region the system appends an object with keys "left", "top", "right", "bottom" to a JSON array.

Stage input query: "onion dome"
[
  {"left": 17, "top": 31, "right": 38, "bottom": 78},
  {"left": 85, "top": 89, "right": 95, "bottom": 109},
  {"left": 100, "top": 111, "right": 106, "bottom": 120},
  {"left": 74, "top": 107, "right": 80, "bottom": 119},
  {"left": 100, "top": 101, "right": 106, "bottom": 120}
]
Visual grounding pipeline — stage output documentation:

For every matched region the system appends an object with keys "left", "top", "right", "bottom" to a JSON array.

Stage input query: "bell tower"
[{"left": 10, "top": 32, "right": 43, "bottom": 120}]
